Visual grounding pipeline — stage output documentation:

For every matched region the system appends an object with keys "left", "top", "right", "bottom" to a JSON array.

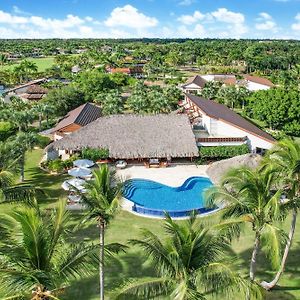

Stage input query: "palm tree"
[
  {"left": 0, "top": 200, "right": 99, "bottom": 300},
  {"left": 12, "top": 132, "right": 38, "bottom": 182},
  {"left": 79, "top": 165, "right": 123, "bottom": 300},
  {"left": 260, "top": 139, "right": 300, "bottom": 290},
  {"left": 117, "top": 214, "right": 261, "bottom": 300},
  {"left": 0, "top": 53, "right": 8, "bottom": 66},
  {"left": 206, "top": 167, "right": 287, "bottom": 284},
  {"left": 0, "top": 141, "right": 38, "bottom": 204}
]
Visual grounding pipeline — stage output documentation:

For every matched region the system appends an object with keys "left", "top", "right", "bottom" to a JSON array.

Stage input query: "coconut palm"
[
  {"left": 0, "top": 200, "right": 99, "bottom": 300},
  {"left": 79, "top": 165, "right": 123, "bottom": 300},
  {"left": 206, "top": 167, "right": 288, "bottom": 284},
  {"left": 11, "top": 132, "right": 38, "bottom": 182},
  {"left": 260, "top": 139, "right": 300, "bottom": 290},
  {"left": 117, "top": 214, "right": 261, "bottom": 300},
  {"left": 0, "top": 141, "right": 38, "bottom": 205}
]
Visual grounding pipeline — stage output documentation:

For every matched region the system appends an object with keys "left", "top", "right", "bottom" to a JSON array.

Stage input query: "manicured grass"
[
  {"left": 22, "top": 149, "right": 300, "bottom": 300},
  {"left": 0, "top": 57, "right": 55, "bottom": 72}
]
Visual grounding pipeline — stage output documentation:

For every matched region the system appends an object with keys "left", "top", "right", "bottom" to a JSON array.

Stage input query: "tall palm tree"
[
  {"left": 0, "top": 141, "right": 38, "bottom": 205},
  {"left": 260, "top": 139, "right": 300, "bottom": 290},
  {"left": 0, "top": 200, "right": 99, "bottom": 300},
  {"left": 12, "top": 132, "right": 38, "bottom": 182},
  {"left": 117, "top": 214, "right": 262, "bottom": 300},
  {"left": 79, "top": 165, "right": 123, "bottom": 300},
  {"left": 206, "top": 167, "right": 287, "bottom": 284}
]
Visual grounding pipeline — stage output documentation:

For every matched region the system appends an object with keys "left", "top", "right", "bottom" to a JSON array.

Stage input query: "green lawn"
[
  {"left": 22, "top": 150, "right": 300, "bottom": 300},
  {"left": 0, "top": 57, "right": 55, "bottom": 72}
]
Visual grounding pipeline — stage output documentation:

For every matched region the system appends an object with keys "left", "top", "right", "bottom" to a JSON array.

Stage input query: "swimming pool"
[{"left": 123, "top": 176, "right": 214, "bottom": 217}]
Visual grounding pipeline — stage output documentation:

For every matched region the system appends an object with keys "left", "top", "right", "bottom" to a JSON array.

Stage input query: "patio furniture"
[
  {"left": 67, "top": 194, "right": 82, "bottom": 203},
  {"left": 115, "top": 160, "right": 127, "bottom": 169},
  {"left": 62, "top": 178, "right": 86, "bottom": 192},
  {"left": 73, "top": 159, "right": 94, "bottom": 168},
  {"left": 68, "top": 167, "right": 92, "bottom": 178}
]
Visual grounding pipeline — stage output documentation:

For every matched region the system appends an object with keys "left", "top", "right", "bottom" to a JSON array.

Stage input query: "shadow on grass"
[
  {"left": 62, "top": 250, "right": 157, "bottom": 300},
  {"left": 238, "top": 241, "right": 300, "bottom": 300},
  {"left": 24, "top": 165, "right": 68, "bottom": 205}
]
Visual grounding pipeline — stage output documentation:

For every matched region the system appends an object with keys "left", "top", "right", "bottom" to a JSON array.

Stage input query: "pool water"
[{"left": 123, "top": 177, "right": 214, "bottom": 217}]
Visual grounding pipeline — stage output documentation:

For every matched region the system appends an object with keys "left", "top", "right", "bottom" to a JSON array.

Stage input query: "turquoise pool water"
[{"left": 123, "top": 176, "right": 214, "bottom": 217}]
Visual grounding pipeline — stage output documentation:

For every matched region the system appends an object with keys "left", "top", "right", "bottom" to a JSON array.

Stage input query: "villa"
[
  {"left": 51, "top": 103, "right": 101, "bottom": 141},
  {"left": 181, "top": 74, "right": 274, "bottom": 93},
  {"left": 50, "top": 114, "right": 199, "bottom": 162},
  {"left": 182, "top": 93, "right": 276, "bottom": 153}
]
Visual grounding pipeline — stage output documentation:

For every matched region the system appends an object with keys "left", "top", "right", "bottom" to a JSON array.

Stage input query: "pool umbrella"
[
  {"left": 62, "top": 178, "right": 86, "bottom": 192},
  {"left": 68, "top": 167, "right": 92, "bottom": 178},
  {"left": 73, "top": 159, "right": 94, "bottom": 168}
]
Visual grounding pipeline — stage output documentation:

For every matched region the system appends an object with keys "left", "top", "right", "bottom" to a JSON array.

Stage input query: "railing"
[{"left": 197, "top": 137, "right": 247, "bottom": 143}]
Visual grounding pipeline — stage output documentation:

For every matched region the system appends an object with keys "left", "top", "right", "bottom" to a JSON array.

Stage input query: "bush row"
[{"left": 199, "top": 144, "right": 249, "bottom": 159}]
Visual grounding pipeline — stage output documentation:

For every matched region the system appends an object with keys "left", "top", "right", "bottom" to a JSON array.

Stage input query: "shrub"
[
  {"left": 47, "top": 159, "right": 65, "bottom": 172},
  {"left": 81, "top": 147, "right": 109, "bottom": 161},
  {"left": 199, "top": 144, "right": 249, "bottom": 160}
]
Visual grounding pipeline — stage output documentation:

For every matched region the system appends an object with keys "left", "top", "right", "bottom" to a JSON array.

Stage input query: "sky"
[{"left": 0, "top": 0, "right": 300, "bottom": 39}]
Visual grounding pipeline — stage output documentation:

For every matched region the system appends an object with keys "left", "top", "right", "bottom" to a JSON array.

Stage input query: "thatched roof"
[
  {"left": 207, "top": 154, "right": 262, "bottom": 184},
  {"left": 53, "top": 114, "right": 199, "bottom": 159}
]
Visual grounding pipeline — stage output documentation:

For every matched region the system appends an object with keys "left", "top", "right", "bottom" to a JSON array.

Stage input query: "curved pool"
[{"left": 123, "top": 176, "right": 214, "bottom": 217}]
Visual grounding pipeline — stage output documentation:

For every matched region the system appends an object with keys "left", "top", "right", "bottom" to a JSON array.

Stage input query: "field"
[
  {"left": 23, "top": 149, "right": 300, "bottom": 300},
  {"left": 0, "top": 56, "right": 55, "bottom": 72}
]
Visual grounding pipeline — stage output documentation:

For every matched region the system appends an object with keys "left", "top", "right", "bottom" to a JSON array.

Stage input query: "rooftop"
[
  {"left": 52, "top": 103, "right": 101, "bottom": 133},
  {"left": 53, "top": 114, "right": 199, "bottom": 159},
  {"left": 185, "top": 93, "right": 276, "bottom": 143}
]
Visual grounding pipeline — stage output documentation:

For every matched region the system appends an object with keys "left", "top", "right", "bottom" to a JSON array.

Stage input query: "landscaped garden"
[{"left": 20, "top": 149, "right": 300, "bottom": 300}]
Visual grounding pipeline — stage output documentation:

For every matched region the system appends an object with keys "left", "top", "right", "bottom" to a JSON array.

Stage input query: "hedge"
[
  {"left": 82, "top": 147, "right": 109, "bottom": 161},
  {"left": 199, "top": 144, "right": 249, "bottom": 159}
]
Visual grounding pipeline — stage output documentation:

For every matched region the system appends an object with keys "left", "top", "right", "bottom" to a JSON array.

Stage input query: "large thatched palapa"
[{"left": 53, "top": 114, "right": 199, "bottom": 159}]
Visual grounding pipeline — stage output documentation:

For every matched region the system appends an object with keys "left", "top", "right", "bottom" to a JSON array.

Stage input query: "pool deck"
[
  {"left": 116, "top": 164, "right": 209, "bottom": 187},
  {"left": 116, "top": 163, "right": 213, "bottom": 219}
]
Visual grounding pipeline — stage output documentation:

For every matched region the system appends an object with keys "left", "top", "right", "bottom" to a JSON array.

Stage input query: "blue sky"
[{"left": 0, "top": 0, "right": 299, "bottom": 39}]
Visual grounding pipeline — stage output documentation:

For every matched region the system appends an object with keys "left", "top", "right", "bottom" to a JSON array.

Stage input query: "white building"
[
  {"left": 182, "top": 74, "right": 274, "bottom": 93},
  {"left": 182, "top": 93, "right": 276, "bottom": 153},
  {"left": 243, "top": 75, "right": 274, "bottom": 91},
  {"left": 181, "top": 75, "right": 207, "bottom": 93}
]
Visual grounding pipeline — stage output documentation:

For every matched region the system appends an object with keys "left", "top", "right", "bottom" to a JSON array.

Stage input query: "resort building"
[
  {"left": 181, "top": 75, "right": 207, "bottom": 93},
  {"left": 50, "top": 114, "right": 199, "bottom": 161},
  {"left": 18, "top": 84, "right": 48, "bottom": 102},
  {"left": 182, "top": 93, "right": 276, "bottom": 153},
  {"left": 243, "top": 75, "right": 274, "bottom": 91},
  {"left": 182, "top": 74, "right": 274, "bottom": 93},
  {"left": 3, "top": 78, "right": 47, "bottom": 102},
  {"left": 51, "top": 103, "right": 101, "bottom": 141}
]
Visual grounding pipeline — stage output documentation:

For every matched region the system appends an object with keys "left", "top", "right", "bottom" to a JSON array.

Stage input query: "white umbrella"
[
  {"left": 68, "top": 167, "right": 92, "bottom": 178},
  {"left": 62, "top": 179, "right": 86, "bottom": 192},
  {"left": 73, "top": 159, "right": 94, "bottom": 168}
]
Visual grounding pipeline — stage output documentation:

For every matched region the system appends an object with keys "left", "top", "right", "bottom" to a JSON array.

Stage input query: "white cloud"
[
  {"left": 177, "top": 24, "right": 206, "bottom": 37},
  {"left": 211, "top": 8, "right": 245, "bottom": 24},
  {"left": 104, "top": 5, "right": 158, "bottom": 28},
  {"left": 0, "top": 10, "right": 28, "bottom": 24},
  {"left": 258, "top": 12, "right": 272, "bottom": 20},
  {"left": 292, "top": 13, "right": 300, "bottom": 30},
  {"left": 255, "top": 12, "right": 278, "bottom": 32},
  {"left": 177, "top": 11, "right": 205, "bottom": 25},
  {"left": 178, "top": 0, "right": 195, "bottom": 6}
]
